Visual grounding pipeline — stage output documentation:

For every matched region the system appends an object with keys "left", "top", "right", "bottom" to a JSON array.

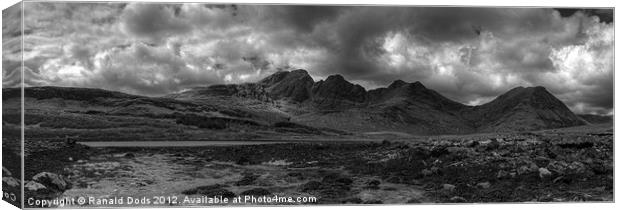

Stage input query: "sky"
[{"left": 1, "top": 2, "right": 614, "bottom": 115}]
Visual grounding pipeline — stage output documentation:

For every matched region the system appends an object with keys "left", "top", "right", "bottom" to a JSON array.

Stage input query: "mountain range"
[
  {"left": 170, "top": 69, "right": 589, "bottom": 134},
  {"left": 3, "top": 69, "right": 605, "bottom": 140}
]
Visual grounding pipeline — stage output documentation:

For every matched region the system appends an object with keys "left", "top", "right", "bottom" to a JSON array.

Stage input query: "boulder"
[
  {"left": 181, "top": 184, "right": 237, "bottom": 198},
  {"left": 300, "top": 181, "right": 323, "bottom": 192},
  {"left": 2, "top": 177, "right": 20, "bottom": 187},
  {"left": 240, "top": 188, "right": 272, "bottom": 196},
  {"left": 367, "top": 179, "right": 381, "bottom": 186},
  {"left": 32, "top": 172, "right": 71, "bottom": 191},
  {"left": 568, "top": 161, "right": 587, "bottom": 174},
  {"left": 449, "top": 196, "right": 467, "bottom": 203},
  {"left": 343, "top": 197, "right": 363, "bottom": 204},
  {"left": 25, "top": 181, "right": 47, "bottom": 191},
  {"left": 362, "top": 199, "right": 383, "bottom": 204},
  {"left": 364, "top": 179, "right": 381, "bottom": 190},
  {"left": 321, "top": 173, "right": 353, "bottom": 186},
  {"left": 497, "top": 170, "right": 510, "bottom": 179},
  {"left": 538, "top": 168, "right": 552, "bottom": 178},
  {"left": 516, "top": 162, "right": 539, "bottom": 175},
  {"left": 2, "top": 167, "right": 12, "bottom": 176},
  {"left": 236, "top": 174, "right": 260, "bottom": 186},
  {"left": 477, "top": 182, "right": 491, "bottom": 189},
  {"left": 547, "top": 161, "right": 569, "bottom": 175},
  {"left": 407, "top": 198, "right": 423, "bottom": 203},
  {"left": 442, "top": 184, "right": 456, "bottom": 192}
]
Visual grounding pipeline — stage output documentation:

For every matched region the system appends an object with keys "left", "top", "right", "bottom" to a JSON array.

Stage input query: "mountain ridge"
[
  {"left": 169, "top": 69, "right": 585, "bottom": 134},
  {"left": 4, "top": 69, "right": 588, "bottom": 135}
]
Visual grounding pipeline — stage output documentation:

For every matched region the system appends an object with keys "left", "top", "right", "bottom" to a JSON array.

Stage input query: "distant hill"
[
  {"left": 2, "top": 85, "right": 347, "bottom": 142},
  {"left": 462, "top": 86, "right": 586, "bottom": 132},
  {"left": 578, "top": 114, "right": 613, "bottom": 124}
]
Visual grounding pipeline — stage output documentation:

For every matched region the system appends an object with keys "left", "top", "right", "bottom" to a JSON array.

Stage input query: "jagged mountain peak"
[
  {"left": 290, "top": 69, "right": 310, "bottom": 75},
  {"left": 258, "top": 69, "right": 312, "bottom": 86},
  {"left": 386, "top": 80, "right": 426, "bottom": 90},
  {"left": 404, "top": 81, "right": 426, "bottom": 90},
  {"left": 324, "top": 74, "right": 347, "bottom": 82},
  {"left": 258, "top": 69, "right": 314, "bottom": 102},
  {"left": 388, "top": 80, "right": 407, "bottom": 89},
  {"left": 411, "top": 81, "right": 425, "bottom": 88}
]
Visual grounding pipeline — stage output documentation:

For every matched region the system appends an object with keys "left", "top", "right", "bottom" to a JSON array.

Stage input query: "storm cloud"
[{"left": 3, "top": 2, "right": 614, "bottom": 115}]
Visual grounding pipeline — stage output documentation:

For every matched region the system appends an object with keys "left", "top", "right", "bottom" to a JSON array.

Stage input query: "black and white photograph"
[{"left": 1, "top": 0, "right": 615, "bottom": 208}]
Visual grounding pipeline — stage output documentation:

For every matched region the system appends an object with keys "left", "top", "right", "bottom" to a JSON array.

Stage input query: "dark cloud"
[
  {"left": 11, "top": 3, "right": 614, "bottom": 115},
  {"left": 120, "top": 4, "right": 191, "bottom": 43},
  {"left": 256, "top": 5, "right": 344, "bottom": 32},
  {"left": 555, "top": 8, "right": 613, "bottom": 23}
]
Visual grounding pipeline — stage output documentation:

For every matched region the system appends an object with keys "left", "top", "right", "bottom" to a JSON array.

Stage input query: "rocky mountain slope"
[
  {"left": 174, "top": 69, "right": 585, "bottom": 134},
  {"left": 577, "top": 114, "right": 613, "bottom": 124},
  {"left": 2, "top": 86, "right": 347, "bottom": 142},
  {"left": 461, "top": 86, "right": 586, "bottom": 132}
]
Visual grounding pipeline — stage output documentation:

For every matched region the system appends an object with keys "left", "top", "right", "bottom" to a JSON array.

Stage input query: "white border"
[{"left": 1, "top": 1, "right": 617, "bottom": 210}]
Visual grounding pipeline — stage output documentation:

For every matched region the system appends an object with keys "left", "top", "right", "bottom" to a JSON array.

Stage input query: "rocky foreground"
[{"left": 10, "top": 124, "right": 612, "bottom": 207}]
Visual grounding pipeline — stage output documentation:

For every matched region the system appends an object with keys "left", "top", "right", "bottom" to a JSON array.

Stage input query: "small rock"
[
  {"left": 467, "top": 140, "right": 479, "bottom": 147},
  {"left": 2, "top": 167, "right": 11, "bottom": 177},
  {"left": 364, "top": 179, "right": 381, "bottom": 190},
  {"left": 547, "top": 161, "right": 568, "bottom": 175},
  {"left": 25, "top": 181, "right": 47, "bottom": 191},
  {"left": 3, "top": 177, "right": 20, "bottom": 187},
  {"left": 342, "top": 197, "right": 363, "bottom": 204},
  {"left": 124, "top": 153, "right": 135, "bottom": 158},
  {"left": 181, "top": 184, "right": 236, "bottom": 198},
  {"left": 287, "top": 172, "right": 303, "bottom": 178},
  {"left": 477, "top": 182, "right": 491, "bottom": 189},
  {"left": 300, "top": 181, "right": 323, "bottom": 192},
  {"left": 487, "top": 139, "right": 500, "bottom": 150},
  {"left": 385, "top": 176, "right": 402, "bottom": 183},
  {"left": 367, "top": 179, "right": 381, "bottom": 186},
  {"left": 449, "top": 196, "right": 467, "bottom": 203},
  {"left": 538, "top": 168, "right": 552, "bottom": 178},
  {"left": 335, "top": 177, "right": 354, "bottom": 185},
  {"left": 593, "top": 186, "right": 606, "bottom": 192},
  {"left": 134, "top": 181, "right": 148, "bottom": 187},
  {"left": 236, "top": 156, "right": 252, "bottom": 165},
  {"left": 497, "top": 170, "right": 509, "bottom": 179},
  {"left": 240, "top": 188, "right": 272, "bottom": 196},
  {"left": 421, "top": 169, "right": 433, "bottom": 176},
  {"left": 236, "top": 174, "right": 260, "bottom": 186},
  {"left": 517, "top": 166, "right": 529, "bottom": 175},
  {"left": 442, "top": 184, "right": 456, "bottom": 191},
  {"left": 568, "top": 161, "right": 587, "bottom": 174},
  {"left": 406, "top": 198, "right": 422, "bottom": 203},
  {"left": 363, "top": 199, "right": 383, "bottom": 204}
]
